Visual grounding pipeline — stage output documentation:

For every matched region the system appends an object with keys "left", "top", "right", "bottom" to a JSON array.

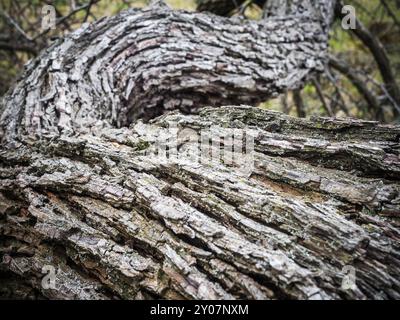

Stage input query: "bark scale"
[
  {"left": 1, "top": 106, "right": 400, "bottom": 299},
  {"left": 1, "top": 1, "right": 400, "bottom": 301},
  {"left": 0, "top": 1, "right": 333, "bottom": 141}
]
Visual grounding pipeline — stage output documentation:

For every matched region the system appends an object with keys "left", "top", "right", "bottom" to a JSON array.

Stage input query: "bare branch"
[{"left": 0, "top": 9, "right": 33, "bottom": 42}]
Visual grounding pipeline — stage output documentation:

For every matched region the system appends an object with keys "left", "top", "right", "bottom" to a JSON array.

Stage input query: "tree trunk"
[
  {"left": 1, "top": 105, "right": 400, "bottom": 300},
  {"left": 1, "top": 1, "right": 400, "bottom": 300}
]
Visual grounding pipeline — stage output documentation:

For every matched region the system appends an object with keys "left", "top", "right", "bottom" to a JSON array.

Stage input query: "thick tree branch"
[
  {"left": 0, "top": 2, "right": 334, "bottom": 142},
  {"left": 1, "top": 107, "right": 400, "bottom": 299}
]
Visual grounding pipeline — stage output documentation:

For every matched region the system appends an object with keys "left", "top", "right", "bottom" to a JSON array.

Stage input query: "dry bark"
[
  {"left": 1, "top": 106, "right": 400, "bottom": 300},
  {"left": 1, "top": 1, "right": 400, "bottom": 301},
  {"left": 0, "top": 0, "right": 334, "bottom": 141}
]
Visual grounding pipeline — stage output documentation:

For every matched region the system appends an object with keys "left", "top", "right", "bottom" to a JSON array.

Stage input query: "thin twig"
[
  {"left": 83, "top": 0, "right": 96, "bottom": 23},
  {"left": 0, "top": 9, "right": 33, "bottom": 42}
]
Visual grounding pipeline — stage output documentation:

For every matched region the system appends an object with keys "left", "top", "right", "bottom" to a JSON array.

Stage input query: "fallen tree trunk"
[
  {"left": 1, "top": 1, "right": 400, "bottom": 300},
  {"left": 1, "top": 106, "right": 400, "bottom": 299}
]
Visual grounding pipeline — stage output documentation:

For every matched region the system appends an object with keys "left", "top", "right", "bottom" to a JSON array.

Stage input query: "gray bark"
[
  {"left": 1, "top": 1, "right": 400, "bottom": 301},
  {"left": 1, "top": 106, "right": 400, "bottom": 300},
  {"left": 0, "top": 0, "right": 333, "bottom": 141}
]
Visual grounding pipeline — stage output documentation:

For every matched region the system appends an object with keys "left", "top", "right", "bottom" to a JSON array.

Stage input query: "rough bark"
[
  {"left": 0, "top": 0, "right": 334, "bottom": 141},
  {"left": 1, "top": 0, "right": 400, "bottom": 301},
  {"left": 1, "top": 106, "right": 400, "bottom": 300},
  {"left": 196, "top": 0, "right": 400, "bottom": 121}
]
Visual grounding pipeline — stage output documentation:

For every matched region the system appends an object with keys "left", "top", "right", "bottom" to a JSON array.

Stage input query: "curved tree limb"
[{"left": 0, "top": 1, "right": 334, "bottom": 142}]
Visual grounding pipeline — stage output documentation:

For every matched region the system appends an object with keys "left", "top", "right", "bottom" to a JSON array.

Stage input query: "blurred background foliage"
[{"left": 0, "top": 0, "right": 399, "bottom": 122}]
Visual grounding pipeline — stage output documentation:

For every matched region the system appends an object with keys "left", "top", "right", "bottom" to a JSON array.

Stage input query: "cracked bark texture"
[
  {"left": 1, "top": 0, "right": 400, "bottom": 301},
  {"left": 0, "top": 0, "right": 334, "bottom": 141},
  {"left": 1, "top": 106, "right": 400, "bottom": 300}
]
